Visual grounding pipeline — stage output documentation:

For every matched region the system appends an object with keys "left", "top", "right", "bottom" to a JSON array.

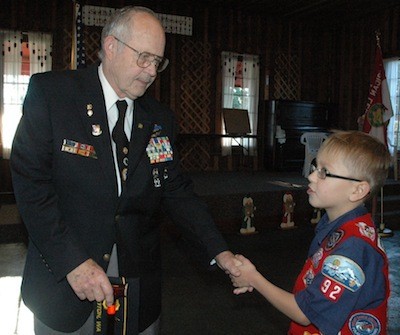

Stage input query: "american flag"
[
  {"left": 71, "top": 1, "right": 86, "bottom": 69},
  {"left": 75, "top": 2, "right": 86, "bottom": 68}
]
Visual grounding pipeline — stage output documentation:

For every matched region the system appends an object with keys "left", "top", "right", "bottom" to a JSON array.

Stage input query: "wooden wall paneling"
[
  {"left": 345, "top": 23, "right": 356, "bottom": 131},
  {"left": 176, "top": 39, "right": 213, "bottom": 171},
  {"left": 388, "top": 9, "right": 399, "bottom": 52},
  {"left": 227, "top": 9, "right": 235, "bottom": 50},
  {"left": 344, "top": 24, "right": 356, "bottom": 130},
  {"left": 178, "top": 39, "right": 212, "bottom": 134},
  {"left": 327, "top": 29, "right": 340, "bottom": 106},
  {"left": 318, "top": 29, "right": 335, "bottom": 103},
  {"left": 165, "top": 34, "right": 177, "bottom": 111},
  {"left": 300, "top": 24, "right": 317, "bottom": 102},
  {"left": 353, "top": 22, "right": 368, "bottom": 126},
  {"left": 337, "top": 24, "right": 349, "bottom": 130}
]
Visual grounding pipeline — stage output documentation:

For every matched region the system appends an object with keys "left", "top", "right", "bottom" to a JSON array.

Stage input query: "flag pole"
[
  {"left": 377, "top": 31, "right": 393, "bottom": 238},
  {"left": 378, "top": 186, "right": 393, "bottom": 237},
  {"left": 70, "top": 0, "right": 78, "bottom": 69},
  {"left": 362, "top": 31, "right": 394, "bottom": 238}
]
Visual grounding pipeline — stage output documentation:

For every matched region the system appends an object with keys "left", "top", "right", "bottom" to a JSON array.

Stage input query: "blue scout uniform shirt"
[{"left": 294, "top": 205, "right": 386, "bottom": 334}]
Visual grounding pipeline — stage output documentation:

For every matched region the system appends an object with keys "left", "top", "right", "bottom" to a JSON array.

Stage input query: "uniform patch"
[
  {"left": 146, "top": 136, "right": 173, "bottom": 164},
  {"left": 302, "top": 268, "right": 315, "bottom": 287},
  {"left": 356, "top": 221, "right": 376, "bottom": 242},
  {"left": 324, "top": 230, "right": 344, "bottom": 251},
  {"left": 311, "top": 247, "right": 323, "bottom": 268},
  {"left": 348, "top": 313, "right": 381, "bottom": 335},
  {"left": 322, "top": 255, "right": 365, "bottom": 292},
  {"left": 61, "top": 139, "right": 97, "bottom": 159},
  {"left": 320, "top": 277, "right": 345, "bottom": 301},
  {"left": 151, "top": 124, "right": 162, "bottom": 137}
]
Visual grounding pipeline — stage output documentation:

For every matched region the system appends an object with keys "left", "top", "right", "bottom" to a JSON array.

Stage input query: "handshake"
[{"left": 215, "top": 250, "right": 257, "bottom": 294}]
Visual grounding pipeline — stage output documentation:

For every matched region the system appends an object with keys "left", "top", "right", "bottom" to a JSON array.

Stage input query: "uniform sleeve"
[
  {"left": 10, "top": 75, "right": 90, "bottom": 281},
  {"left": 160, "top": 120, "right": 228, "bottom": 266},
  {"left": 295, "top": 237, "right": 386, "bottom": 334}
]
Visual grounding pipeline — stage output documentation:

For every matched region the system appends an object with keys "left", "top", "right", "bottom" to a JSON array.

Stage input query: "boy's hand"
[{"left": 230, "top": 254, "right": 256, "bottom": 294}]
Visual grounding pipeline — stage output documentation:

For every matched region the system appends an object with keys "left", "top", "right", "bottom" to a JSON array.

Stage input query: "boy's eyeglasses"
[
  {"left": 113, "top": 36, "right": 169, "bottom": 73},
  {"left": 310, "top": 164, "right": 362, "bottom": 182}
]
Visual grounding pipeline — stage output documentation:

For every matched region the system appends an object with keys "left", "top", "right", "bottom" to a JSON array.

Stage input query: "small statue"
[
  {"left": 280, "top": 192, "right": 296, "bottom": 229},
  {"left": 240, "top": 195, "right": 257, "bottom": 235},
  {"left": 310, "top": 207, "right": 323, "bottom": 225}
]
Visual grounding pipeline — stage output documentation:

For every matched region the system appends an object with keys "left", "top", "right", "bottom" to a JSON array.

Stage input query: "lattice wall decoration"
[
  {"left": 176, "top": 137, "right": 211, "bottom": 172},
  {"left": 82, "top": 5, "right": 116, "bottom": 27},
  {"left": 178, "top": 39, "right": 213, "bottom": 171},
  {"left": 59, "top": 25, "right": 102, "bottom": 70},
  {"left": 82, "top": 5, "right": 192, "bottom": 36},
  {"left": 60, "top": 28, "right": 73, "bottom": 70},
  {"left": 273, "top": 51, "right": 301, "bottom": 100},
  {"left": 84, "top": 26, "right": 102, "bottom": 64}
]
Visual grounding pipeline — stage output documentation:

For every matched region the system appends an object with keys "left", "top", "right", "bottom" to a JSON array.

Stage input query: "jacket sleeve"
[
  {"left": 10, "top": 74, "right": 90, "bottom": 281},
  {"left": 159, "top": 117, "right": 229, "bottom": 266}
]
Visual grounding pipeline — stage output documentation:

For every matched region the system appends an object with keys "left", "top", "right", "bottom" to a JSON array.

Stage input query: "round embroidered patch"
[{"left": 348, "top": 313, "right": 381, "bottom": 335}]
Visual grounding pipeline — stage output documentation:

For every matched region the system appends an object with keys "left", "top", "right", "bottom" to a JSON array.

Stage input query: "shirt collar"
[
  {"left": 310, "top": 205, "right": 368, "bottom": 254},
  {"left": 98, "top": 64, "right": 133, "bottom": 112}
]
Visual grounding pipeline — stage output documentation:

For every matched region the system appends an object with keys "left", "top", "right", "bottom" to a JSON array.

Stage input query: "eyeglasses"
[
  {"left": 310, "top": 164, "right": 362, "bottom": 182},
  {"left": 113, "top": 36, "right": 169, "bottom": 73}
]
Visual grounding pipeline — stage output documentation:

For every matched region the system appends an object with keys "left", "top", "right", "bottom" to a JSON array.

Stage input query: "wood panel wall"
[{"left": 1, "top": 0, "right": 400, "bottom": 190}]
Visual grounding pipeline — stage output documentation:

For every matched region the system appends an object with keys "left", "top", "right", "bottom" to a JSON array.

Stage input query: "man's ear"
[
  {"left": 103, "top": 35, "right": 116, "bottom": 59},
  {"left": 350, "top": 181, "right": 371, "bottom": 202}
]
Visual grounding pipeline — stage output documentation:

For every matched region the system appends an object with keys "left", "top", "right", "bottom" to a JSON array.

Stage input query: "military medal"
[{"left": 92, "top": 124, "right": 102, "bottom": 136}]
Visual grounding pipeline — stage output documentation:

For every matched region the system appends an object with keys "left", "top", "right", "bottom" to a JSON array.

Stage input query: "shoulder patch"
[
  {"left": 325, "top": 230, "right": 344, "bottom": 251},
  {"left": 356, "top": 221, "right": 376, "bottom": 242},
  {"left": 348, "top": 312, "right": 381, "bottom": 335},
  {"left": 322, "top": 255, "right": 365, "bottom": 292}
]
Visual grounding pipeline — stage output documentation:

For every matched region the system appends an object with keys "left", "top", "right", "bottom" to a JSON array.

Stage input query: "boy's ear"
[{"left": 350, "top": 181, "right": 371, "bottom": 202}]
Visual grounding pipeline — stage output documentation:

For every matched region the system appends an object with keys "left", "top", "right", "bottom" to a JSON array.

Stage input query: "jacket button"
[
  {"left": 115, "top": 215, "right": 120, "bottom": 222},
  {"left": 103, "top": 253, "right": 111, "bottom": 262}
]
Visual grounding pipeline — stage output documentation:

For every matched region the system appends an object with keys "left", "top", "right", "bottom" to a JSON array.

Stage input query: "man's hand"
[
  {"left": 66, "top": 258, "right": 114, "bottom": 306},
  {"left": 215, "top": 250, "right": 242, "bottom": 276},
  {"left": 216, "top": 251, "right": 254, "bottom": 293}
]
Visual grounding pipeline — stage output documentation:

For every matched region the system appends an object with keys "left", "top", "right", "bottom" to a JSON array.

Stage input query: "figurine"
[
  {"left": 240, "top": 195, "right": 257, "bottom": 235},
  {"left": 280, "top": 192, "right": 296, "bottom": 229},
  {"left": 310, "top": 207, "right": 323, "bottom": 225}
]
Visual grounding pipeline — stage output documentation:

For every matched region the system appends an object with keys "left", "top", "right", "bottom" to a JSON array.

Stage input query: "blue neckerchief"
[{"left": 308, "top": 205, "right": 369, "bottom": 256}]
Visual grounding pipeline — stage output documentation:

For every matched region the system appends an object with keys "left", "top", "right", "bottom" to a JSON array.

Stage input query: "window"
[
  {"left": 384, "top": 57, "right": 400, "bottom": 152},
  {"left": 221, "top": 52, "right": 259, "bottom": 155},
  {"left": 0, "top": 30, "right": 52, "bottom": 159}
]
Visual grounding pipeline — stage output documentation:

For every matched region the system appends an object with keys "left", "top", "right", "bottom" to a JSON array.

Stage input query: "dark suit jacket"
[{"left": 10, "top": 64, "right": 228, "bottom": 332}]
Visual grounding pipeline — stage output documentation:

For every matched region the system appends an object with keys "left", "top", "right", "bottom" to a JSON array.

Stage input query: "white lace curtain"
[
  {"left": 0, "top": 30, "right": 52, "bottom": 158},
  {"left": 384, "top": 57, "right": 400, "bottom": 155},
  {"left": 221, "top": 52, "right": 259, "bottom": 156}
]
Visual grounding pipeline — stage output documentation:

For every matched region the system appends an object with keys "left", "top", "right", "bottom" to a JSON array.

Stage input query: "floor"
[
  {"left": 0, "top": 229, "right": 398, "bottom": 334},
  {"left": 0, "top": 171, "right": 399, "bottom": 334}
]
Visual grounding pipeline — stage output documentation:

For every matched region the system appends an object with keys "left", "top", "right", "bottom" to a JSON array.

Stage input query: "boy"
[{"left": 231, "top": 130, "right": 391, "bottom": 335}]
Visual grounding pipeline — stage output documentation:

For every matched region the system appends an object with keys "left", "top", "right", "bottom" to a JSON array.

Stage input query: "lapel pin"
[
  {"left": 87, "top": 104, "right": 93, "bottom": 117},
  {"left": 138, "top": 123, "right": 144, "bottom": 129},
  {"left": 92, "top": 124, "right": 102, "bottom": 136}
]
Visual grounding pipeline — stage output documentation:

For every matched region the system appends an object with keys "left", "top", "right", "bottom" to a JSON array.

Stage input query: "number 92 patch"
[{"left": 320, "top": 255, "right": 365, "bottom": 301}]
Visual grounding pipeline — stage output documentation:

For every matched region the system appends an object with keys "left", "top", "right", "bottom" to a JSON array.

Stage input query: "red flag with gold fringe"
[{"left": 362, "top": 33, "right": 393, "bottom": 147}]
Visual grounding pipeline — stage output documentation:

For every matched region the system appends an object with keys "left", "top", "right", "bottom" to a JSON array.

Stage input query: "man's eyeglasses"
[
  {"left": 310, "top": 163, "right": 362, "bottom": 182},
  {"left": 113, "top": 36, "right": 169, "bottom": 73}
]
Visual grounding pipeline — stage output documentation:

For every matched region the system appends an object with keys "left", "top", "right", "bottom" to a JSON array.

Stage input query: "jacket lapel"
[
  {"left": 75, "top": 65, "right": 117, "bottom": 192},
  {"left": 127, "top": 99, "right": 154, "bottom": 176}
]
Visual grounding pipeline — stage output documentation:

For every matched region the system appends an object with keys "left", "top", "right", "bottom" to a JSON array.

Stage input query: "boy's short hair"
[{"left": 318, "top": 130, "right": 392, "bottom": 198}]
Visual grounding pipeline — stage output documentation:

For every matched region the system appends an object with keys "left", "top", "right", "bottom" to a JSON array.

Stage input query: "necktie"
[{"left": 112, "top": 100, "right": 129, "bottom": 184}]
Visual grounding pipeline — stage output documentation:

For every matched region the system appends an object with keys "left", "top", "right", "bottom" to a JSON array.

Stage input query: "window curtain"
[
  {"left": 384, "top": 57, "right": 400, "bottom": 155},
  {"left": 0, "top": 30, "right": 52, "bottom": 159},
  {"left": 221, "top": 52, "right": 259, "bottom": 156}
]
